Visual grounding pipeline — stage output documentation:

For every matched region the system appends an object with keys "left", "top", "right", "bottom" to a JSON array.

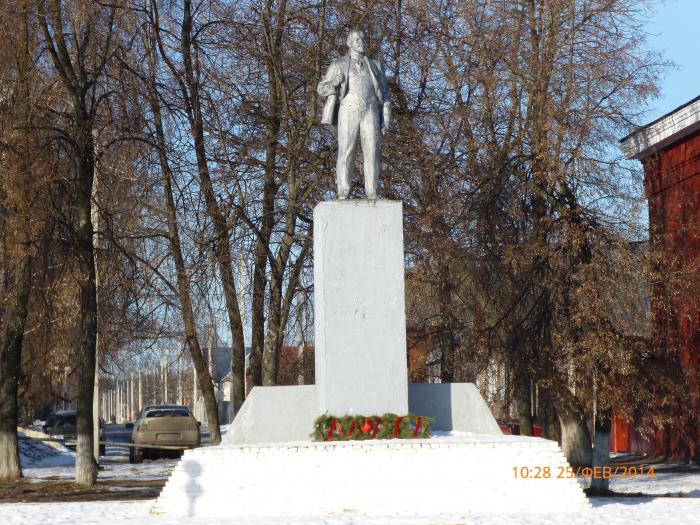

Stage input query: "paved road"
[{"left": 103, "top": 423, "right": 132, "bottom": 445}]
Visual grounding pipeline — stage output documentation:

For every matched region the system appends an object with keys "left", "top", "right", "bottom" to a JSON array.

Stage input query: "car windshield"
[{"left": 144, "top": 409, "right": 190, "bottom": 418}]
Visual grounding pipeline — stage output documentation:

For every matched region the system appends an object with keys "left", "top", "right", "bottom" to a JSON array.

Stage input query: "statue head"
[{"left": 346, "top": 28, "right": 367, "bottom": 55}]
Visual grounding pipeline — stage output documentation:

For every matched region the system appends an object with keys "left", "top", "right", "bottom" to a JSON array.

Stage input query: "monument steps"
[{"left": 152, "top": 435, "right": 590, "bottom": 518}]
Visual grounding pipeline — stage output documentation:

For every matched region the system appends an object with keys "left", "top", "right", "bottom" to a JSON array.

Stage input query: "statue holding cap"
[{"left": 317, "top": 29, "right": 391, "bottom": 200}]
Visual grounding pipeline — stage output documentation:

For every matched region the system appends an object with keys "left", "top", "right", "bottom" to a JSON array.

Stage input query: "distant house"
[
  {"left": 201, "top": 345, "right": 249, "bottom": 424},
  {"left": 276, "top": 344, "right": 314, "bottom": 386},
  {"left": 620, "top": 94, "right": 700, "bottom": 461}
]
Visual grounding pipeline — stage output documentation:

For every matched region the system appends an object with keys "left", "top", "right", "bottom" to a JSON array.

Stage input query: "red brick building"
[{"left": 620, "top": 95, "right": 700, "bottom": 460}]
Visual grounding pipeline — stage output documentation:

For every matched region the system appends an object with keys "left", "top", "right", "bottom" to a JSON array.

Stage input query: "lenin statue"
[{"left": 317, "top": 29, "right": 391, "bottom": 200}]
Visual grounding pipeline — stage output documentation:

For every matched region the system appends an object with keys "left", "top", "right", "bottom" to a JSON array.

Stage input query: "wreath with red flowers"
[{"left": 312, "top": 413, "right": 433, "bottom": 441}]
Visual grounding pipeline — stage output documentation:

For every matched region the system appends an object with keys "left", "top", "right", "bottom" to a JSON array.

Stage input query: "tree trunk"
[
  {"left": 74, "top": 134, "right": 99, "bottom": 487},
  {"left": 590, "top": 411, "right": 612, "bottom": 494},
  {"left": 177, "top": 0, "right": 246, "bottom": 416},
  {"left": 0, "top": 0, "right": 32, "bottom": 481},
  {"left": 251, "top": 0, "right": 287, "bottom": 388},
  {"left": 515, "top": 369, "right": 534, "bottom": 436},
  {"left": 539, "top": 388, "right": 560, "bottom": 442},
  {"left": 146, "top": 74, "right": 221, "bottom": 445},
  {"left": 249, "top": 256, "right": 266, "bottom": 388},
  {"left": 92, "top": 136, "right": 102, "bottom": 462},
  {"left": 161, "top": 153, "right": 221, "bottom": 445},
  {"left": 37, "top": 0, "right": 118, "bottom": 487},
  {"left": 262, "top": 229, "right": 309, "bottom": 386},
  {"left": 0, "top": 249, "right": 31, "bottom": 481},
  {"left": 261, "top": 283, "right": 282, "bottom": 386},
  {"left": 554, "top": 392, "right": 592, "bottom": 468}
]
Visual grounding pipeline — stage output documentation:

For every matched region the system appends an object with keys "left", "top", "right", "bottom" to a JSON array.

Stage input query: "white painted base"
[{"left": 152, "top": 435, "right": 589, "bottom": 518}]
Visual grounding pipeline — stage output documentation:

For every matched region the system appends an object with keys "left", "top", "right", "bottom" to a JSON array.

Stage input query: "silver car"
[{"left": 128, "top": 404, "right": 200, "bottom": 463}]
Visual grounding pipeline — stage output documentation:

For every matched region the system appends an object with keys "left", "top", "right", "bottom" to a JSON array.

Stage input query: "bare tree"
[
  {"left": 381, "top": 0, "right": 671, "bottom": 473},
  {"left": 37, "top": 0, "right": 121, "bottom": 486},
  {"left": 0, "top": 0, "right": 33, "bottom": 480}
]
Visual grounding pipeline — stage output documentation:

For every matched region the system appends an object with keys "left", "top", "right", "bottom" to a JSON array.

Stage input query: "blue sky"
[{"left": 645, "top": 0, "right": 700, "bottom": 119}]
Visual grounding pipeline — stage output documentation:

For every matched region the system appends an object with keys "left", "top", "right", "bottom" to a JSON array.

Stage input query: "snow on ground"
[
  {"left": 22, "top": 441, "right": 177, "bottom": 482},
  {"left": 18, "top": 424, "right": 178, "bottom": 482},
  {"left": 17, "top": 428, "right": 75, "bottom": 468},
  {"left": 568, "top": 456, "right": 700, "bottom": 498},
  {"left": 609, "top": 466, "right": 700, "bottom": 497},
  {"left": 0, "top": 497, "right": 700, "bottom": 525}
]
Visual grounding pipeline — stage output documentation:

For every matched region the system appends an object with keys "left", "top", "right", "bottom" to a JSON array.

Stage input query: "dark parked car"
[
  {"left": 128, "top": 404, "right": 200, "bottom": 463},
  {"left": 43, "top": 410, "right": 106, "bottom": 456}
]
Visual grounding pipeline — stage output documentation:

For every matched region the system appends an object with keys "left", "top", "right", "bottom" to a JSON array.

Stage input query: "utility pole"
[
  {"left": 116, "top": 382, "right": 120, "bottom": 423},
  {"left": 207, "top": 325, "right": 214, "bottom": 385},
  {"left": 161, "top": 356, "right": 168, "bottom": 404},
  {"left": 193, "top": 364, "right": 197, "bottom": 416},
  {"left": 297, "top": 323, "right": 304, "bottom": 386},
  {"left": 138, "top": 372, "right": 142, "bottom": 414},
  {"left": 130, "top": 372, "right": 135, "bottom": 421},
  {"left": 177, "top": 354, "right": 182, "bottom": 405},
  {"left": 63, "top": 366, "right": 69, "bottom": 410}
]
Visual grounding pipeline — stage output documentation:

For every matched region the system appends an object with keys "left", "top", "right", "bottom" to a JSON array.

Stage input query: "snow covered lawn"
[
  {"left": 3, "top": 461, "right": 699, "bottom": 524},
  {"left": 0, "top": 496, "right": 699, "bottom": 525},
  {"left": 609, "top": 465, "right": 700, "bottom": 497},
  {"left": 18, "top": 425, "right": 177, "bottom": 483},
  {"left": 8, "top": 426, "right": 176, "bottom": 502}
]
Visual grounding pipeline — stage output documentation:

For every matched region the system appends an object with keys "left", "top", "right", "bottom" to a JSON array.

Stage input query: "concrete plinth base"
[
  {"left": 409, "top": 383, "right": 502, "bottom": 434},
  {"left": 152, "top": 436, "right": 589, "bottom": 518},
  {"left": 223, "top": 385, "right": 319, "bottom": 444},
  {"left": 222, "top": 382, "right": 501, "bottom": 445},
  {"left": 314, "top": 200, "right": 409, "bottom": 415}
]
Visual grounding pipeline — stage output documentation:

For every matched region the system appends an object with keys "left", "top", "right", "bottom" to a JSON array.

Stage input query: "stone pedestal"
[
  {"left": 153, "top": 436, "right": 590, "bottom": 518},
  {"left": 313, "top": 200, "right": 408, "bottom": 415}
]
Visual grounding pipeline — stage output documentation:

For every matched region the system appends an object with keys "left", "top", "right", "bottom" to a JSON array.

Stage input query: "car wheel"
[{"left": 129, "top": 446, "right": 143, "bottom": 464}]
